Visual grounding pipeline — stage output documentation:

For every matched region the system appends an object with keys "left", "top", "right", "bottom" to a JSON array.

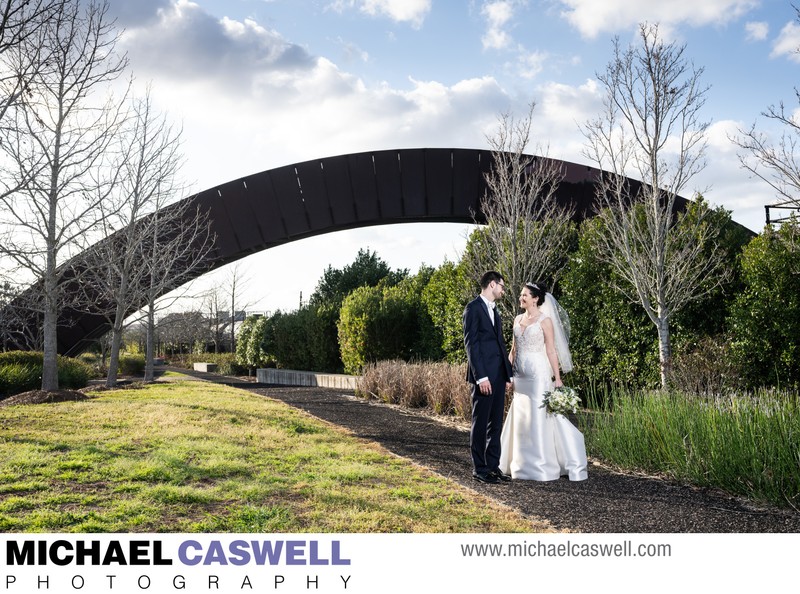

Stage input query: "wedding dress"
[{"left": 499, "top": 313, "right": 588, "bottom": 481}]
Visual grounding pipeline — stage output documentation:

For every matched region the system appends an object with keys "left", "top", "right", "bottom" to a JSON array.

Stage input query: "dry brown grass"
[{"left": 358, "top": 360, "right": 472, "bottom": 422}]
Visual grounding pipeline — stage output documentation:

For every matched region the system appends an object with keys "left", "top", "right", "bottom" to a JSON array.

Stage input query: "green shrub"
[
  {"left": 729, "top": 221, "right": 800, "bottom": 389},
  {"left": 77, "top": 352, "right": 100, "bottom": 366},
  {"left": 272, "top": 308, "right": 318, "bottom": 371},
  {"left": 0, "top": 351, "right": 95, "bottom": 397},
  {"left": 59, "top": 357, "right": 94, "bottom": 389},
  {"left": 0, "top": 351, "right": 46, "bottom": 367},
  {"left": 0, "top": 363, "right": 40, "bottom": 397},
  {"left": 118, "top": 354, "right": 146, "bottom": 377},
  {"left": 76, "top": 352, "right": 104, "bottom": 375}
]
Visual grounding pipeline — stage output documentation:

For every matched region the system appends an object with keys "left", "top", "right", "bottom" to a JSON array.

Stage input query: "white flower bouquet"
[{"left": 541, "top": 386, "right": 581, "bottom": 416}]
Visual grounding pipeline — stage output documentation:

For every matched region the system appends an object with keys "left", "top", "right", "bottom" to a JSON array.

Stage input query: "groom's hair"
[{"left": 480, "top": 271, "right": 504, "bottom": 289}]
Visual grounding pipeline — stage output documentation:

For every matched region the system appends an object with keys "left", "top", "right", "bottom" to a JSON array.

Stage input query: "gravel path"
[{"left": 168, "top": 369, "right": 800, "bottom": 533}]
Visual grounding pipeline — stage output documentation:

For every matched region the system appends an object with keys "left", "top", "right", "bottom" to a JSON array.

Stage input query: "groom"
[{"left": 463, "top": 271, "right": 513, "bottom": 484}]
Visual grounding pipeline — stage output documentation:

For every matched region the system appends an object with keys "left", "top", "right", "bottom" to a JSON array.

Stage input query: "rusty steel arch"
[{"left": 4, "top": 147, "right": 678, "bottom": 355}]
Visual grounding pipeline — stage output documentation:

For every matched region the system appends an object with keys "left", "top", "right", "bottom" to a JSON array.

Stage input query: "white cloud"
[
  {"left": 107, "top": 0, "right": 173, "bottom": 27},
  {"left": 129, "top": 37, "right": 509, "bottom": 189},
  {"left": 692, "top": 143, "right": 771, "bottom": 232},
  {"left": 517, "top": 50, "right": 548, "bottom": 79},
  {"left": 328, "top": 0, "right": 432, "bottom": 28},
  {"left": 481, "top": 1, "right": 517, "bottom": 50},
  {"left": 334, "top": 37, "right": 370, "bottom": 64},
  {"left": 535, "top": 78, "right": 602, "bottom": 161},
  {"left": 745, "top": 21, "right": 769, "bottom": 42},
  {"left": 771, "top": 20, "right": 800, "bottom": 63},
  {"left": 120, "top": 0, "right": 314, "bottom": 90},
  {"left": 481, "top": 1, "right": 551, "bottom": 81},
  {"left": 705, "top": 119, "right": 741, "bottom": 154},
  {"left": 556, "top": 0, "right": 759, "bottom": 39}
]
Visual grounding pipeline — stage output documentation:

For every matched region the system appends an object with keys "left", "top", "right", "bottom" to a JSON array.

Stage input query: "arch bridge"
[{"left": 5, "top": 147, "right": 671, "bottom": 355}]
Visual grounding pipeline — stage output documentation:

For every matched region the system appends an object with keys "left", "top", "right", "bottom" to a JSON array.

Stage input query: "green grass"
[
  {"left": 159, "top": 370, "right": 190, "bottom": 378},
  {"left": 0, "top": 381, "right": 544, "bottom": 533},
  {"left": 582, "top": 389, "right": 800, "bottom": 509}
]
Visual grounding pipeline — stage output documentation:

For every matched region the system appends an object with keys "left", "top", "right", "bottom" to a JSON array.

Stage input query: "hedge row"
[{"left": 0, "top": 351, "right": 97, "bottom": 399}]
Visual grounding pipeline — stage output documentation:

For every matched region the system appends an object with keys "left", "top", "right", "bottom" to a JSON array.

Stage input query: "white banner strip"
[{"left": 1, "top": 533, "right": 795, "bottom": 593}]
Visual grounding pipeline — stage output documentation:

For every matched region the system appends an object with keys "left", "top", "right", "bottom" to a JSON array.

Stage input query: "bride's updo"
[{"left": 525, "top": 282, "right": 547, "bottom": 305}]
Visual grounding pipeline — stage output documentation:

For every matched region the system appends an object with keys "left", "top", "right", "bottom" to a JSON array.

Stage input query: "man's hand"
[{"left": 478, "top": 379, "right": 492, "bottom": 395}]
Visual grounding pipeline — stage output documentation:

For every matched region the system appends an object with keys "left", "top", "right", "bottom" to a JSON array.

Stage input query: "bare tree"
[
  {"left": 0, "top": 0, "right": 65, "bottom": 342},
  {"left": 156, "top": 310, "right": 211, "bottom": 358},
  {"left": 0, "top": 1, "right": 129, "bottom": 390},
  {"left": 202, "top": 284, "right": 228, "bottom": 354},
  {"left": 0, "top": 0, "right": 62, "bottom": 125},
  {"left": 465, "top": 102, "right": 572, "bottom": 310},
  {"left": 226, "top": 263, "right": 255, "bottom": 354},
  {"left": 141, "top": 199, "right": 215, "bottom": 381},
  {"left": 581, "top": 22, "right": 728, "bottom": 388},
  {"left": 733, "top": 7, "right": 800, "bottom": 237},
  {"left": 200, "top": 263, "right": 253, "bottom": 354},
  {"left": 72, "top": 87, "right": 196, "bottom": 387}
]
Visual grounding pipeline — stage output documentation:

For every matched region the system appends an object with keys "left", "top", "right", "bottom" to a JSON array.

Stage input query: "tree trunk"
[
  {"left": 41, "top": 250, "right": 59, "bottom": 391},
  {"left": 106, "top": 324, "right": 123, "bottom": 387},
  {"left": 144, "top": 301, "right": 156, "bottom": 382},
  {"left": 106, "top": 276, "right": 130, "bottom": 387},
  {"left": 657, "top": 317, "right": 671, "bottom": 390},
  {"left": 41, "top": 293, "right": 59, "bottom": 391}
]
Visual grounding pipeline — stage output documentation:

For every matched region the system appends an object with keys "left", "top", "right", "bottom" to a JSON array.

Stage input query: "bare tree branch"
[
  {"left": 0, "top": 0, "right": 129, "bottom": 390},
  {"left": 732, "top": 9, "right": 800, "bottom": 231},
  {"left": 67, "top": 84, "right": 213, "bottom": 386},
  {"left": 581, "top": 22, "right": 728, "bottom": 389},
  {"left": 465, "top": 102, "right": 572, "bottom": 312}
]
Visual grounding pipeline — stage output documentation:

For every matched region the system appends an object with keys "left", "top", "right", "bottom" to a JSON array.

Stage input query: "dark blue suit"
[{"left": 463, "top": 296, "right": 513, "bottom": 474}]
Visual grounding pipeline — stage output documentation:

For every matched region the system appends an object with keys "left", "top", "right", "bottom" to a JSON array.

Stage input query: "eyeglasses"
[{"left": 496, "top": 282, "right": 506, "bottom": 290}]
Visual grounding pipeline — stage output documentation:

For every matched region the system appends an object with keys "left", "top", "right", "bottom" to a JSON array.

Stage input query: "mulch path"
[
  {"left": 168, "top": 368, "right": 799, "bottom": 533},
  {"left": 6, "top": 368, "right": 799, "bottom": 533},
  {"left": 244, "top": 385, "right": 800, "bottom": 533}
]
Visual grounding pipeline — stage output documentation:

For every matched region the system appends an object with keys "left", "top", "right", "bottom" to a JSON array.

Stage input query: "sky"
[{"left": 103, "top": 0, "right": 800, "bottom": 313}]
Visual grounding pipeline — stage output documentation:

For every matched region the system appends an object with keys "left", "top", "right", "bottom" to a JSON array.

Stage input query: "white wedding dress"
[{"left": 499, "top": 314, "right": 588, "bottom": 481}]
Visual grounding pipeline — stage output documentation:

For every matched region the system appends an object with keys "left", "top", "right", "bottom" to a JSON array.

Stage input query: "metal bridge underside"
[{"left": 12, "top": 147, "right": 664, "bottom": 355}]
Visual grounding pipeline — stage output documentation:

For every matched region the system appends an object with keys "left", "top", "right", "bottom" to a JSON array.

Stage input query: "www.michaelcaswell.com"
[{"left": 461, "top": 540, "right": 672, "bottom": 559}]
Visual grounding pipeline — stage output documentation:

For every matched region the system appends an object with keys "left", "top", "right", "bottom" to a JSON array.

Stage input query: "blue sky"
[{"left": 107, "top": 0, "right": 800, "bottom": 312}]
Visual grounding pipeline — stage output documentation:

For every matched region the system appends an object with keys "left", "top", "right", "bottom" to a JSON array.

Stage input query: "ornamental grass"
[{"left": 583, "top": 388, "right": 800, "bottom": 509}]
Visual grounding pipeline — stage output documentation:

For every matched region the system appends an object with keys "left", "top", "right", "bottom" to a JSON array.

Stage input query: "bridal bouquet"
[{"left": 542, "top": 386, "right": 580, "bottom": 416}]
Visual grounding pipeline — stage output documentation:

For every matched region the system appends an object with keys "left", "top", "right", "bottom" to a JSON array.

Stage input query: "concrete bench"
[{"left": 193, "top": 362, "right": 218, "bottom": 373}]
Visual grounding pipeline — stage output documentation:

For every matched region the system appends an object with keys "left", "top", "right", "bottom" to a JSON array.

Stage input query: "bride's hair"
[{"left": 525, "top": 282, "right": 547, "bottom": 305}]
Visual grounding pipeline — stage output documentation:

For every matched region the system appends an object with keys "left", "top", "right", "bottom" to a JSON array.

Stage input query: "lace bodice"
[
  {"left": 513, "top": 313, "right": 549, "bottom": 355},
  {"left": 512, "top": 313, "right": 552, "bottom": 380}
]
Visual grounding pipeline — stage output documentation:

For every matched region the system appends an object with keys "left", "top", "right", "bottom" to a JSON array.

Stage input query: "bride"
[{"left": 499, "top": 282, "right": 588, "bottom": 481}]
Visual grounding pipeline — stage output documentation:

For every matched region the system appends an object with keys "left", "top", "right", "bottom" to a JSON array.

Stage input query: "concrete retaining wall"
[
  {"left": 193, "top": 362, "right": 218, "bottom": 373},
  {"left": 256, "top": 368, "right": 359, "bottom": 391}
]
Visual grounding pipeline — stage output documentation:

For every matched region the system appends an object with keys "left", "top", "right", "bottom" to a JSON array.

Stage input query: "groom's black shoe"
[
  {"left": 472, "top": 471, "right": 499, "bottom": 484},
  {"left": 490, "top": 469, "right": 512, "bottom": 482}
]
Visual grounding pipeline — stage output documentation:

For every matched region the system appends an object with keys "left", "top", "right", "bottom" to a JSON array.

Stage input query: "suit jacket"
[{"left": 463, "top": 296, "right": 513, "bottom": 385}]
